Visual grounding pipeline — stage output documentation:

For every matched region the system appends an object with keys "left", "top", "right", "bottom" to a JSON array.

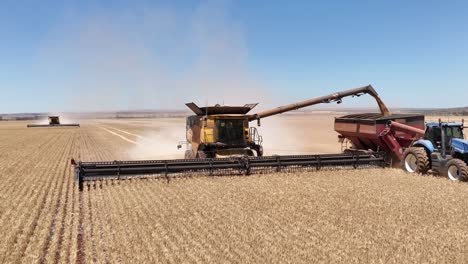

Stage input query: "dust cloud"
[
  {"left": 255, "top": 114, "right": 343, "bottom": 155},
  {"left": 126, "top": 119, "right": 186, "bottom": 160},
  {"left": 29, "top": 117, "right": 50, "bottom": 125},
  {"left": 37, "top": 1, "right": 270, "bottom": 113}
]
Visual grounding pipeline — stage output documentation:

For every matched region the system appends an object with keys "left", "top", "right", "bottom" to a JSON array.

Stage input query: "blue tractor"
[{"left": 402, "top": 121, "right": 468, "bottom": 180}]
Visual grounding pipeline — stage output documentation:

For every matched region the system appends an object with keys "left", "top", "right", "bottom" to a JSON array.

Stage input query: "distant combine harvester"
[{"left": 27, "top": 116, "right": 80, "bottom": 128}]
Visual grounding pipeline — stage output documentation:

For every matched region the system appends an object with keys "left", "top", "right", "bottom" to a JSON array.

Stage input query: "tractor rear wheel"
[
  {"left": 445, "top": 159, "right": 468, "bottom": 181},
  {"left": 401, "top": 147, "right": 430, "bottom": 174}
]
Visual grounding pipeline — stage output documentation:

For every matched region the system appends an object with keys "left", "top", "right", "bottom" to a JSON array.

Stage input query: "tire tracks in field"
[
  {"left": 100, "top": 125, "right": 144, "bottom": 139},
  {"left": 98, "top": 126, "right": 141, "bottom": 145}
]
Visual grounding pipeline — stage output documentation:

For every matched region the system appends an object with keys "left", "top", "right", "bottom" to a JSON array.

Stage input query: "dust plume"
[
  {"left": 125, "top": 119, "right": 186, "bottom": 160},
  {"left": 255, "top": 114, "right": 343, "bottom": 155},
  {"left": 30, "top": 117, "right": 50, "bottom": 125},
  {"left": 37, "top": 0, "right": 270, "bottom": 113}
]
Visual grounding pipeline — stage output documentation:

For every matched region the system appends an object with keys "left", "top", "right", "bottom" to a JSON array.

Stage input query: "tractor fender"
[{"left": 412, "top": 140, "right": 435, "bottom": 154}]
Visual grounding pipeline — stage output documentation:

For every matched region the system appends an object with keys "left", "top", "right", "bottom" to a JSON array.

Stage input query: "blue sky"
[{"left": 0, "top": 0, "right": 467, "bottom": 113}]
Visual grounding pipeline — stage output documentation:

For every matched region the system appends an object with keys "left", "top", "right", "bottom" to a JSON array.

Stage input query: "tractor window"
[
  {"left": 216, "top": 119, "right": 245, "bottom": 145},
  {"left": 425, "top": 127, "right": 441, "bottom": 146},
  {"left": 444, "top": 126, "right": 463, "bottom": 140}
]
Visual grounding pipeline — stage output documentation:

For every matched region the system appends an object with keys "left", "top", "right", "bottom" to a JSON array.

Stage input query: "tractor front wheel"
[
  {"left": 401, "top": 147, "right": 430, "bottom": 174},
  {"left": 445, "top": 159, "right": 468, "bottom": 181}
]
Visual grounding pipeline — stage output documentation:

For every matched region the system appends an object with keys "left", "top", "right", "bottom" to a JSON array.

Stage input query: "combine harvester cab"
[
  {"left": 27, "top": 116, "right": 80, "bottom": 128},
  {"left": 181, "top": 103, "right": 263, "bottom": 159},
  {"left": 74, "top": 85, "right": 397, "bottom": 190}
]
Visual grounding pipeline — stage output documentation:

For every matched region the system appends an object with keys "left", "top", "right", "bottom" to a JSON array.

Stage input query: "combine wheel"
[
  {"left": 401, "top": 147, "right": 429, "bottom": 174},
  {"left": 445, "top": 159, "right": 468, "bottom": 181}
]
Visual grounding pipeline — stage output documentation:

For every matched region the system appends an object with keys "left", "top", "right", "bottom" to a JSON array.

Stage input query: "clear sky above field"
[{"left": 0, "top": 0, "right": 467, "bottom": 113}]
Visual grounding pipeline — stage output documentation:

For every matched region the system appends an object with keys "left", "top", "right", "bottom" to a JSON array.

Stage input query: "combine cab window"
[{"left": 216, "top": 119, "right": 245, "bottom": 145}]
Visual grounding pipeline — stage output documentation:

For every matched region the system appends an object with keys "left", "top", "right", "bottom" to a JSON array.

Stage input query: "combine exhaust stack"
[
  {"left": 75, "top": 152, "right": 386, "bottom": 191},
  {"left": 27, "top": 116, "right": 80, "bottom": 127}
]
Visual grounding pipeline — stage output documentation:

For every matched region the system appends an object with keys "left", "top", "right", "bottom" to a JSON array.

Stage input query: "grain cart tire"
[
  {"left": 402, "top": 147, "right": 430, "bottom": 174},
  {"left": 445, "top": 159, "right": 468, "bottom": 181}
]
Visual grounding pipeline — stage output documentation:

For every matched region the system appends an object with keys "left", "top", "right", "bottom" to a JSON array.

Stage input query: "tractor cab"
[{"left": 424, "top": 122, "right": 464, "bottom": 152}]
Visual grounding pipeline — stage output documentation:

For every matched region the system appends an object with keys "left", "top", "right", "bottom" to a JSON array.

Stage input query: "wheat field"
[{"left": 1, "top": 116, "right": 468, "bottom": 263}]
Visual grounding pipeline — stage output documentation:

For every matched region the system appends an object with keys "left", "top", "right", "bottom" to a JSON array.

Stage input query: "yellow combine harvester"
[{"left": 27, "top": 116, "right": 80, "bottom": 127}]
